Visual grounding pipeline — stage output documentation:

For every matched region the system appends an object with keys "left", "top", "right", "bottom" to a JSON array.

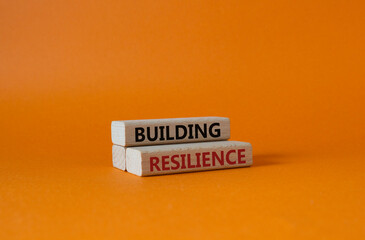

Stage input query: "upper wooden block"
[{"left": 111, "top": 117, "right": 230, "bottom": 147}]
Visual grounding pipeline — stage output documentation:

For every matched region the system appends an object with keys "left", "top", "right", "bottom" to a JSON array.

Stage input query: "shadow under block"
[
  {"left": 112, "top": 145, "right": 126, "bottom": 171},
  {"left": 111, "top": 117, "right": 230, "bottom": 147},
  {"left": 126, "top": 141, "right": 252, "bottom": 176}
]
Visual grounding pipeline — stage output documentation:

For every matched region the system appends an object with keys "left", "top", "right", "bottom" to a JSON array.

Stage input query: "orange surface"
[{"left": 1, "top": 0, "right": 365, "bottom": 239}]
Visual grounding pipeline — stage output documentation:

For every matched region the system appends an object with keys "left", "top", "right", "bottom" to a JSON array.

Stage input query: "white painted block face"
[
  {"left": 111, "top": 117, "right": 230, "bottom": 147},
  {"left": 112, "top": 145, "right": 126, "bottom": 171},
  {"left": 126, "top": 141, "right": 252, "bottom": 176}
]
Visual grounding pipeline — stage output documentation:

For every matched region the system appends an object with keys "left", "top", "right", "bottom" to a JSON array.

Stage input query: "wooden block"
[
  {"left": 126, "top": 141, "right": 252, "bottom": 176},
  {"left": 112, "top": 145, "right": 126, "bottom": 171},
  {"left": 112, "top": 117, "right": 230, "bottom": 147}
]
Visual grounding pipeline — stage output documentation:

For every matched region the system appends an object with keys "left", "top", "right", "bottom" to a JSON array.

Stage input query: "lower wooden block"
[
  {"left": 112, "top": 145, "right": 126, "bottom": 171},
  {"left": 126, "top": 141, "right": 252, "bottom": 176}
]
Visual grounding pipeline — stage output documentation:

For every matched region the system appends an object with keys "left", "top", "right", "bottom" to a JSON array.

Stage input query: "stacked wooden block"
[{"left": 111, "top": 117, "right": 252, "bottom": 176}]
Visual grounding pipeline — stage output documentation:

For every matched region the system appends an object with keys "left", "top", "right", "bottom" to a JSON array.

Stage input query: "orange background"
[{"left": 1, "top": 0, "right": 364, "bottom": 239}]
